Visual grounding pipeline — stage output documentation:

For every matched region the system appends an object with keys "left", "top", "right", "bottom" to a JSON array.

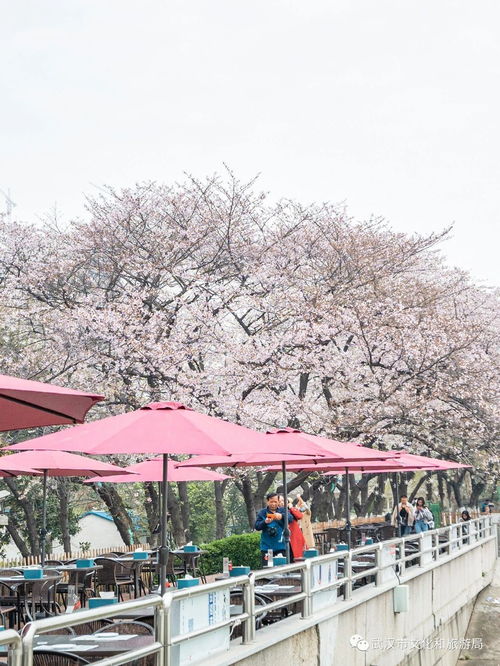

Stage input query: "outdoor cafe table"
[
  {"left": 115, "top": 557, "right": 154, "bottom": 596},
  {"left": 0, "top": 573, "right": 62, "bottom": 622},
  {"left": 171, "top": 549, "right": 208, "bottom": 580},
  {"left": 29, "top": 633, "right": 154, "bottom": 660}
]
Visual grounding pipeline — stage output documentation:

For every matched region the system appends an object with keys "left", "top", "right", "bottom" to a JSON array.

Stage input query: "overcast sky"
[{"left": 2, "top": 1, "right": 499, "bottom": 285}]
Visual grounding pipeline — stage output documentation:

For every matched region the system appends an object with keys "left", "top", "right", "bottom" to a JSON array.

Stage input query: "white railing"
[{"left": 8, "top": 515, "right": 495, "bottom": 666}]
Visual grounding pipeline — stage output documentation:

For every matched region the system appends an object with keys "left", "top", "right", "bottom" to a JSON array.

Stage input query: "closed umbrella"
[
  {"left": 0, "top": 373, "right": 104, "bottom": 431},
  {"left": 3, "top": 450, "right": 134, "bottom": 565}
]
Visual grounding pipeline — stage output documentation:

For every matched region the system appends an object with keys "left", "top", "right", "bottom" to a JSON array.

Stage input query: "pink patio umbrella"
[
  {"left": 0, "top": 373, "right": 104, "bottom": 431},
  {"left": 84, "top": 457, "right": 231, "bottom": 484},
  {"left": 8, "top": 403, "right": 337, "bottom": 590},
  {"left": 178, "top": 427, "right": 396, "bottom": 556},
  {"left": 3, "top": 450, "right": 135, "bottom": 565},
  {"left": 264, "top": 451, "right": 469, "bottom": 541}
]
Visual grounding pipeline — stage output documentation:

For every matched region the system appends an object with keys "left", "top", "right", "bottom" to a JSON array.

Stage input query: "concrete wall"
[{"left": 226, "top": 538, "right": 497, "bottom": 666}]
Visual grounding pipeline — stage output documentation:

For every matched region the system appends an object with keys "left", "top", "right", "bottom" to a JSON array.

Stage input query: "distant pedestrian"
[
  {"left": 413, "top": 497, "right": 433, "bottom": 533},
  {"left": 391, "top": 495, "right": 414, "bottom": 536}
]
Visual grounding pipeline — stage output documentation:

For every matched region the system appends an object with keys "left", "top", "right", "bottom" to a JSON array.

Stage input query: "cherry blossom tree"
[{"left": 0, "top": 172, "right": 498, "bottom": 542}]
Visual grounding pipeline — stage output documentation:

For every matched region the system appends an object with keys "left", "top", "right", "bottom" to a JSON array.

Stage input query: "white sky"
[{"left": 2, "top": 1, "right": 499, "bottom": 285}]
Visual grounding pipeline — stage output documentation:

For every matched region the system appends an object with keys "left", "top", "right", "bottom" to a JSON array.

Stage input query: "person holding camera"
[
  {"left": 255, "top": 492, "right": 295, "bottom": 567},
  {"left": 391, "top": 494, "right": 415, "bottom": 536}
]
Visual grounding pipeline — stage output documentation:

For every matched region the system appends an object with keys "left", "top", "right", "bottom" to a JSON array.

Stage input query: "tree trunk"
[
  {"left": 6, "top": 517, "right": 30, "bottom": 558},
  {"left": 214, "top": 481, "right": 226, "bottom": 540},
  {"left": 373, "top": 475, "right": 387, "bottom": 514},
  {"left": 468, "top": 476, "right": 486, "bottom": 509},
  {"left": 437, "top": 473, "right": 446, "bottom": 508},
  {"left": 167, "top": 490, "right": 186, "bottom": 546},
  {"left": 144, "top": 482, "right": 159, "bottom": 532},
  {"left": 408, "top": 473, "right": 430, "bottom": 503},
  {"left": 4, "top": 478, "right": 40, "bottom": 554},
  {"left": 236, "top": 476, "right": 257, "bottom": 529},
  {"left": 426, "top": 479, "right": 434, "bottom": 503},
  {"left": 90, "top": 483, "right": 134, "bottom": 545},
  {"left": 57, "top": 478, "right": 72, "bottom": 553},
  {"left": 177, "top": 482, "right": 191, "bottom": 542}
]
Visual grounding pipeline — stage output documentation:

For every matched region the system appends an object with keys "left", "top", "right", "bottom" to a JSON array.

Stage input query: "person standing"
[
  {"left": 391, "top": 495, "right": 415, "bottom": 536},
  {"left": 279, "top": 495, "right": 304, "bottom": 561},
  {"left": 413, "top": 497, "right": 433, "bottom": 533},
  {"left": 297, "top": 495, "right": 314, "bottom": 549},
  {"left": 255, "top": 492, "right": 294, "bottom": 567}
]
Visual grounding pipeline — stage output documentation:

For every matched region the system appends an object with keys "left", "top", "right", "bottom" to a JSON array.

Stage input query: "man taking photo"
[{"left": 255, "top": 492, "right": 295, "bottom": 566}]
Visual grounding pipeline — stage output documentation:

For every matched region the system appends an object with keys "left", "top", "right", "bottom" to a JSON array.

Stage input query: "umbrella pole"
[
  {"left": 282, "top": 461, "right": 290, "bottom": 563},
  {"left": 395, "top": 472, "right": 401, "bottom": 537},
  {"left": 40, "top": 469, "right": 48, "bottom": 566},
  {"left": 345, "top": 467, "right": 352, "bottom": 550},
  {"left": 159, "top": 453, "right": 169, "bottom": 596}
]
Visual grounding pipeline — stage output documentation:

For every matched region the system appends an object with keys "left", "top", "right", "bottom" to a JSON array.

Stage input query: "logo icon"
[{"left": 350, "top": 635, "right": 369, "bottom": 651}]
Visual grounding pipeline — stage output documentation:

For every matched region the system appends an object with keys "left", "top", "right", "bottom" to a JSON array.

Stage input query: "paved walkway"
[{"left": 458, "top": 556, "right": 500, "bottom": 664}]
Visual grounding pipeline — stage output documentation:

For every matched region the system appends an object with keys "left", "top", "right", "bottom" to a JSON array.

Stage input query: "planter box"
[
  {"left": 177, "top": 578, "right": 200, "bottom": 589},
  {"left": 88, "top": 597, "right": 117, "bottom": 608},
  {"left": 23, "top": 569, "right": 43, "bottom": 579}
]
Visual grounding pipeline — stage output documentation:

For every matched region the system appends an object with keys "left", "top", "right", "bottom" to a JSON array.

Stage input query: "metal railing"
[
  {"left": 9, "top": 515, "right": 495, "bottom": 666},
  {"left": 0, "top": 629, "right": 22, "bottom": 666},
  {"left": 20, "top": 595, "right": 165, "bottom": 666}
]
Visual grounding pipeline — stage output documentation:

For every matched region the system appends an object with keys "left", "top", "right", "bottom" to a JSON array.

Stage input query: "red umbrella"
[
  {"left": 84, "top": 458, "right": 230, "bottom": 484},
  {"left": 3, "top": 450, "right": 134, "bottom": 564},
  {"left": 9, "top": 402, "right": 331, "bottom": 590},
  {"left": 264, "top": 451, "right": 469, "bottom": 543},
  {"left": 0, "top": 458, "right": 42, "bottom": 476},
  {"left": 0, "top": 373, "right": 104, "bottom": 431},
  {"left": 178, "top": 427, "right": 395, "bottom": 555}
]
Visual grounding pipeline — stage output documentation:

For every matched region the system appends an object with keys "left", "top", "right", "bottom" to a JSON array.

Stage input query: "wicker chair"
[
  {"left": 230, "top": 591, "right": 267, "bottom": 639},
  {"left": 0, "top": 569, "right": 21, "bottom": 627},
  {"left": 72, "top": 619, "right": 114, "bottom": 635},
  {"left": 95, "top": 620, "right": 153, "bottom": 636},
  {"left": 33, "top": 651, "right": 90, "bottom": 666},
  {"left": 95, "top": 620, "right": 155, "bottom": 665},
  {"left": 93, "top": 558, "right": 134, "bottom": 600}
]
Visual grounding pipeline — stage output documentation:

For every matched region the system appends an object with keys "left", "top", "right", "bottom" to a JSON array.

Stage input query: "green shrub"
[{"left": 200, "top": 532, "right": 261, "bottom": 574}]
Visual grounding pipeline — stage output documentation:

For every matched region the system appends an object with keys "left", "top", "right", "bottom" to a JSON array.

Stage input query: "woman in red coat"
[{"left": 279, "top": 495, "right": 306, "bottom": 561}]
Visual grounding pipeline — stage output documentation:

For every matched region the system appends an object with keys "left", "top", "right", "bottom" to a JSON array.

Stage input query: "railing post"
[
  {"left": 374, "top": 543, "right": 383, "bottom": 587},
  {"left": 447, "top": 526, "right": 453, "bottom": 555},
  {"left": 163, "top": 591, "right": 173, "bottom": 666},
  {"left": 418, "top": 532, "right": 424, "bottom": 567},
  {"left": 301, "top": 559, "right": 312, "bottom": 618},
  {"left": 343, "top": 552, "right": 352, "bottom": 600},
  {"left": 242, "top": 573, "right": 255, "bottom": 644},
  {"left": 155, "top": 593, "right": 166, "bottom": 666},
  {"left": 398, "top": 539, "right": 405, "bottom": 577}
]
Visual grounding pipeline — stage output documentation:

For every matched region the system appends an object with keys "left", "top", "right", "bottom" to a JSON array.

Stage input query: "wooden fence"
[{"left": 0, "top": 543, "right": 152, "bottom": 568}]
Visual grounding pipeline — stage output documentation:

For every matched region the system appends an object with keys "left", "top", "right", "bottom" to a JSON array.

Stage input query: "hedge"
[{"left": 200, "top": 532, "right": 261, "bottom": 575}]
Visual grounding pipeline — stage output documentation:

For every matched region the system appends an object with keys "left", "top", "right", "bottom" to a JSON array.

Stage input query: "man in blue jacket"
[{"left": 254, "top": 492, "right": 295, "bottom": 567}]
